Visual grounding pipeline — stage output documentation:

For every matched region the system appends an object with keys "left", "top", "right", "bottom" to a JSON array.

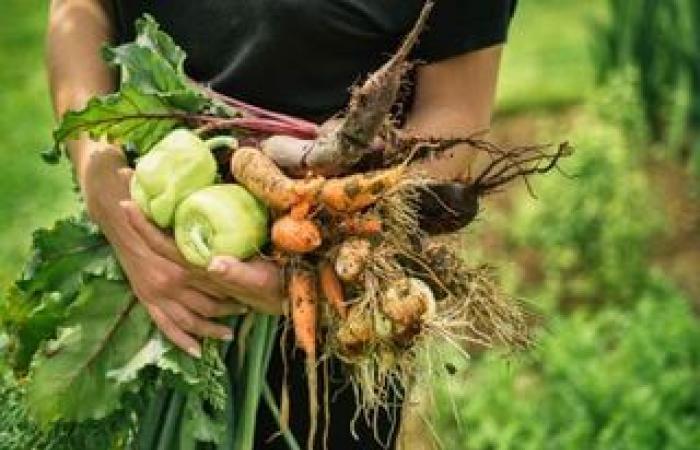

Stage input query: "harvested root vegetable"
[
  {"left": 233, "top": 146, "right": 403, "bottom": 217},
  {"left": 299, "top": 2, "right": 433, "bottom": 176},
  {"left": 289, "top": 268, "right": 319, "bottom": 355},
  {"left": 417, "top": 181, "right": 480, "bottom": 235},
  {"left": 335, "top": 306, "right": 374, "bottom": 357},
  {"left": 36, "top": 4, "right": 568, "bottom": 450},
  {"left": 318, "top": 260, "right": 347, "bottom": 319},
  {"left": 318, "top": 165, "right": 405, "bottom": 213},
  {"left": 381, "top": 277, "right": 435, "bottom": 339},
  {"left": 288, "top": 268, "right": 319, "bottom": 450},
  {"left": 271, "top": 215, "right": 322, "bottom": 254},
  {"left": 337, "top": 214, "right": 383, "bottom": 236},
  {"left": 231, "top": 146, "right": 324, "bottom": 211},
  {"left": 334, "top": 238, "right": 372, "bottom": 282}
]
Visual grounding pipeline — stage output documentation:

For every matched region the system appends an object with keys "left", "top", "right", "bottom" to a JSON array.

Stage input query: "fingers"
[
  {"left": 180, "top": 290, "right": 249, "bottom": 318},
  {"left": 163, "top": 302, "right": 234, "bottom": 342},
  {"left": 147, "top": 304, "right": 202, "bottom": 358},
  {"left": 120, "top": 200, "right": 185, "bottom": 263},
  {"left": 207, "top": 256, "right": 284, "bottom": 315},
  {"left": 145, "top": 295, "right": 241, "bottom": 358}
]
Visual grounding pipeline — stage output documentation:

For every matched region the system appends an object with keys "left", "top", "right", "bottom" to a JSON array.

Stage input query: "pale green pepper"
[
  {"left": 173, "top": 185, "right": 269, "bottom": 267},
  {"left": 130, "top": 129, "right": 237, "bottom": 228}
]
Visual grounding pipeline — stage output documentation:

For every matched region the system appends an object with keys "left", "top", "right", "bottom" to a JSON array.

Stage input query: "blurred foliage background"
[{"left": 0, "top": 0, "right": 698, "bottom": 449}]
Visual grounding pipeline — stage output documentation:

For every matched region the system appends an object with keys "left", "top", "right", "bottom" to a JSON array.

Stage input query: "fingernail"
[
  {"left": 222, "top": 332, "right": 234, "bottom": 342},
  {"left": 208, "top": 258, "right": 227, "bottom": 273},
  {"left": 187, "top": 346, "right": 202, "bottom": 358},
  {"left": 119, "top": 200, "right": 130, "bottom": 209}
]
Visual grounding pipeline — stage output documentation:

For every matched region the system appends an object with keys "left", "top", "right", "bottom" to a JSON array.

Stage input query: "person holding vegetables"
[{"left": 46, "top": 0, "right": 517, "bottom": 448}]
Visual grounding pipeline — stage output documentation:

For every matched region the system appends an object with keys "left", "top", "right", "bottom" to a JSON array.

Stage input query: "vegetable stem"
[
  {"left": 188, "top": 224, "right": 211, "bottom": 263},
  {"left": 137, "top": 387, "right": 171, "bottom": 450},
  {"left": 204, "top": 135, "right": 238, "bottom": 151},
  {"left": 263, "top": 382, "right": 302, "bottom": 450},
  {"left": 155, "top": 391, "right": 186, "bottom": 450},
  {"left": 232, "top": 314, "right": 278, "bottom": 450}
]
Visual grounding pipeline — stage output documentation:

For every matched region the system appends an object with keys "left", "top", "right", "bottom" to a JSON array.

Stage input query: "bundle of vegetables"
[{"left": 1, "top": 2, "right": 571, "bottom": 449}]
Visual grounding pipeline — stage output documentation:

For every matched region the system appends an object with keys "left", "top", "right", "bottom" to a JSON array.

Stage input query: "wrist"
[{"left": 73, "top": 142, "right": 134, "bottom": 245}]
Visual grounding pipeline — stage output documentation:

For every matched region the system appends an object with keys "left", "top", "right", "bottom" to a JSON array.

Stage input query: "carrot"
[
  {"left": 318, "top": 165, "right": 405, "bottom": 213},
  {"left": 231, "top": 146, "right": 324, "bottom": 211},
  {"left": 334, "top": 238, "right": 371, "bottom": 282},
  {"left": 233, "top": 146, "right": 405, "bottom": 215},
  {"left": 290, "top": 200, "right": 313, "bottom": 220},
  {"left": 338, "top": 214, "right": 383, "bottom": 236},
  {"left": 318, "top": 260, "right": 347, "bottom": 319},
  {"left": 271, "top": 214, "right": 322, "bottom": 254},
  {"left": 288, "top": 268, "right": 319, "bottom": 450}
]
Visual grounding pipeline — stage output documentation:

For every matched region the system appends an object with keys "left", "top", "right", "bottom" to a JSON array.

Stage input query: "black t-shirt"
[
  {"left": 113, "top": 0, "right": 516, "bottom": 121},
  {"left": 111, "top": 1, "right": 516, "bottom": 449}
]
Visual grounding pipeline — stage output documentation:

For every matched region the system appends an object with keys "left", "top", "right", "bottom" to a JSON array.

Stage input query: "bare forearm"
[
  {"left": 47, "top": 0, "right": 115, "bottom": 115},
  {"left": 46, "top": 0, "right": 130, "bottom": 233},
  {"left": 404, "top": 46, "right": 502, "bottom": 180},
  {"left": 47, "top": 0, "right": 121, "bottom": 188}
]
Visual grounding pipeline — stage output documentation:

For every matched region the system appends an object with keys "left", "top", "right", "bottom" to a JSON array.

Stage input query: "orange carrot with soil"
[
  {"left": 233, "top": 146, "right": 406, "bottom": 215},
  {"left": 318, "top": 165, "right": 405, "bottom": 213},
  {"left": 231, "top": 146, "right": 324, "bottom": 211},
  {"left": 288, "top": 268, "right": 319, "bottom": 450},
  {"left": 272, "top": 215, "right": 323, "bottom": 254},
  {"left": 337, "top": 214, "right": 383, "bottom": 236},
  {"left": 318, "top": 260, "right": 347, "bottom": 319}
]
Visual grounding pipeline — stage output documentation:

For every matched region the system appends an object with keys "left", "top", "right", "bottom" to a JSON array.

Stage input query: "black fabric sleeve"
[{"left": 412, "top": 0, "right": 518, "bottom": 62}]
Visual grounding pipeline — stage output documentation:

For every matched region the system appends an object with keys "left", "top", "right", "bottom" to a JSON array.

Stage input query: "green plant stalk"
[
  {"left": 263, "top": 382, "right": 302, "bottom": 450},
  {"left": 221, "top": 316, "right": 240, "bottom": 450},
  {"left": 137, "top": 387, "right": 171, "bottom": 450},
  {"left": 232, "top": 314, "right": 277, "bottom": 450},
  {"left": 155, "top": 391, "right": 186, "bottom": 450}
]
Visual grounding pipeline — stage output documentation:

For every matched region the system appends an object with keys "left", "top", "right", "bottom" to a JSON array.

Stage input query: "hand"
[
  {"left": 120, "top": 199, "right": 286, "bottom": 354},
  {"left": 117, "top": 200, "right": 245, "bottom": 357},
  {"left": 80, "top": 145, "right": 284, "bottom": 356},
  {"left": 85, "top": 156, "right": 246, "bottom": 357}
]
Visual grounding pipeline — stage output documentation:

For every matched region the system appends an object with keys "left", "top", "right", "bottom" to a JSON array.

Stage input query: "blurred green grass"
[
  {"left": 0, "top": 2, "right": 76, "bottom": 286},
  {"left": 497, "top": 0, "right": 605, "bottom": 114}
]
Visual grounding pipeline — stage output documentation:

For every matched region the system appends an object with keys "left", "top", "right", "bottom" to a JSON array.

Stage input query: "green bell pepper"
[
  {"left": 130, "top": 129, "right": 236, "bottom": 228},
  {"left": 173, "top": 184, "right": 269, "bottom": 267}
]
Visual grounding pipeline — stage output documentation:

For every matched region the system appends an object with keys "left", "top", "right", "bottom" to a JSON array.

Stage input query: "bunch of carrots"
[{"left": 203, "top": 3, "right": 569, "bottom": 447}]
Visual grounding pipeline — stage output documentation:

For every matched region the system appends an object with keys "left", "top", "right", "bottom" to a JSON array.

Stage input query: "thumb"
[
  {"left": 207, "top": 256, "right": 267, "bottom": 288},
  {"left": 207, "top": 256, "right": 241, "bottom": 278}
]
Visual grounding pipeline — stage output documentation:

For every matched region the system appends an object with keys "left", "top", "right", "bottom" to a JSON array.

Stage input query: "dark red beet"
[{"left": 417, "top": 182, "right": 479, "bottom": 234}]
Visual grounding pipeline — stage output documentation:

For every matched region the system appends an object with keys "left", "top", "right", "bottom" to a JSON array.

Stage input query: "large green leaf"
[
  {"left": 19, "top": 215, "right": 121, "bottom": 298},
  {"left": 53, "top": 85, "right": 184, "bottom": 154},
  {"left": 102, "top": 15, "right": 207, "bottom": 112},
  {"left": 3, "top": 217, "right": 115, "bottom": 371},
  {"left": 108, "top": 332, "right": 199, "bottom": 387},
  {"left": 2, "top": 216, "right": 121, "bottom": 373},
  {"left": 26, "top": 278, "right": 151, "bottom": 423}
]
